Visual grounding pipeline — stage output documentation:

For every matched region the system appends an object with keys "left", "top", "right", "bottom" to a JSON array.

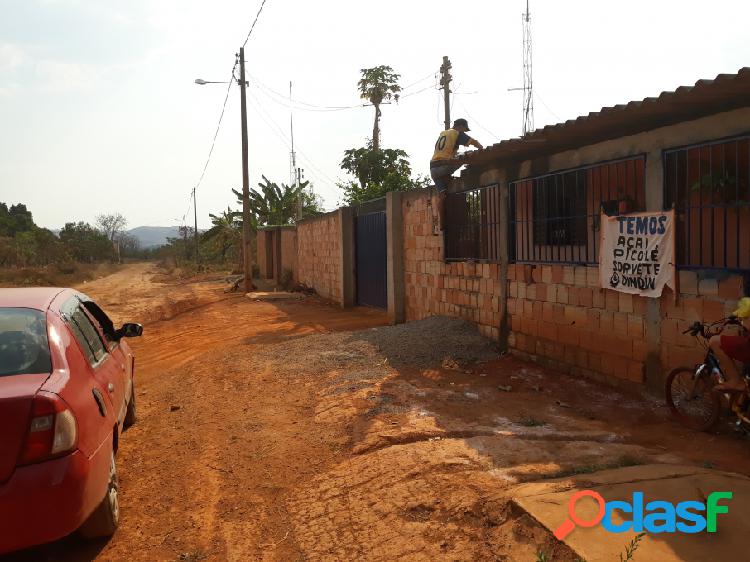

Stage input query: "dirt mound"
[{"left": 249, "top": 315, "right": 499, "bottom": 374}]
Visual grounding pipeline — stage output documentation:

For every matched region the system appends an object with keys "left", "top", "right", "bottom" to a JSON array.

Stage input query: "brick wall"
[
  {"left": 256, "top": 229, "right": 270, "bottom": 279},
  {"left": 297, "top": 211, "right": 342, "bottom": 303},
  {"left": 280, "top": 228, "right": 298, "bottom": 282},
  {"left": 660, "top": 271, "right": 746, "bottom": 372},
  {"left": 400, "top": 191, "right": 749, "bottom": 388},
  {"left": 506, "top": 264, "right": 649, "bottom": 386},
  {"left": 402, "top": 192, "right": 501, "bottom": 341}
]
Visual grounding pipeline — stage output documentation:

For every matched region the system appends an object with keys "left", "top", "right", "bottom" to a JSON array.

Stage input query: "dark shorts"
[
  {"left": 720, "top": 334, "right": 750, "bottom": 363},
  {"left": 430, "top": 162, "right": 461, "bottom": 193}
]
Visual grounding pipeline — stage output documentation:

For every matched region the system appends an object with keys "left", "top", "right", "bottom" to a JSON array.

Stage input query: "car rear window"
[{"left": 0, "top": 308, "right": 52, "bottom": 377}]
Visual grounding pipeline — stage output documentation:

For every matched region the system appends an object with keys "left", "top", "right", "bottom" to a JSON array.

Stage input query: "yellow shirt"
[{"left": 431, "top": 128, "right": 471, "bottom": 163}]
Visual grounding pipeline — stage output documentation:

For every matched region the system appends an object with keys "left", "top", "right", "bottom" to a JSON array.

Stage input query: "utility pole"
[
  {"left": 192, "top": 188, "right": 199, "bottom": 265},
  {"left": 439, "top": 56, "right": 452, "bottom": 130},
  {"left": 239, "top": 47, "right": 253, "bottom": 293}
]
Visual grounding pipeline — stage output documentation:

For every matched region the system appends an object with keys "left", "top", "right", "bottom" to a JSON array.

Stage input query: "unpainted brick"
[
  {"left": 698, "top": 278, "right": 719, "bottom": 297},
  {"left": 618, "top": 292, "right": 634, "bottom": 313},
  {"left": 678, "top": 270, "right": 698, "bottom": 295},
  {"left": 574, "top": 267, "right": 588, "bottom": 287},
  {"left": 719, "top": 276, "right": 744, "bottom": 300}
]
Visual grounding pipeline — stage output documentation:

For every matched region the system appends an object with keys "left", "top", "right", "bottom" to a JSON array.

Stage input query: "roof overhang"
[{"left": 462, "top": 67, "right": 750, "bottom": 170}]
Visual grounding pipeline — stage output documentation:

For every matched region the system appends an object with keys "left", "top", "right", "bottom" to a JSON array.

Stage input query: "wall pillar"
[
  {"left": 386, "top": 191, "right": 405, "bottom": 324},
  {"left": 644, "top": 149, "right": 665, "bottom": 391},
  {"left": 274, "top": 227, "right": 282, "bottom": 282},
  {"left": 339, "top": 206, "right": 355, "bottom": 308},
  {"left": 498, "top": 182, "right": 510, "bottom": 350}
]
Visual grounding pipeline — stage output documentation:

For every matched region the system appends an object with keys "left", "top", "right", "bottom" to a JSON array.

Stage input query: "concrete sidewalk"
[{"left": 512, "top": 464, "right": 750, "bottom": 561}]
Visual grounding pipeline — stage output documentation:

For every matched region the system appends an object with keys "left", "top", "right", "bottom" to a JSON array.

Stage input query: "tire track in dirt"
[{"left": 11, "top": 264, "right": 750, "bottom": 562}]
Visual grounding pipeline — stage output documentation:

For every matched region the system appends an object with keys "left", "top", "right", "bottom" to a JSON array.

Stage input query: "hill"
[{"left": 127, "top": 226, "right": 181, "bottom": 249}]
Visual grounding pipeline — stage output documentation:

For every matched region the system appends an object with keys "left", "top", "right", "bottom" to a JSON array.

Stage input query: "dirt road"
[{"left": 8, "top": 263, "right": 750, "bottom": 561}]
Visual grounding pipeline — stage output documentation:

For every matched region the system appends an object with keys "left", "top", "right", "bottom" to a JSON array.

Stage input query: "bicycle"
[{"left": 665, "top": 316, "right": 750, "bottom": 431}]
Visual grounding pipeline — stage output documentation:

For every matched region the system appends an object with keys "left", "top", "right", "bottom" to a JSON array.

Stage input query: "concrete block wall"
[
  {"left": 279, "top": 228, "right": 298, "bottom": 282},
  {"left": 256, "top": 229, "right": 270, "bottom": 279},
  {"left": 297, "top": 211, "right": 342, "bottom": 304},
  {"left": 402, "top": 192, "right": 501, "bottom": 341},
  {"left": 506, "top": 263, "right": 650, "bottom": 386},
  {"left": 660, "top": 271, "right": 746, "bottom": 372}
]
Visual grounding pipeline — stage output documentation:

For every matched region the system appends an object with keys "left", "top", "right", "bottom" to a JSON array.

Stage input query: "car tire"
[
  {"left": 80, "top": 452, "right": 120, "bottom": 538},
  {"left": 123, "top": 384, "right": 137, "bottom": 429}
]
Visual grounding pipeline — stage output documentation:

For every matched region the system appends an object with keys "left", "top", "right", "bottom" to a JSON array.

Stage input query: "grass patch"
[
  {"left": 0, "top": 262, "right": 121, "bottom": 288},
  {"left": 619, "top": 532, "right": 646, "bottom": 561},
  {"left": 546, "top": 455, "right": 644, "bottom": 479},
  {"left": 518, "top": 416, "right": 547, "bottom": 427}
]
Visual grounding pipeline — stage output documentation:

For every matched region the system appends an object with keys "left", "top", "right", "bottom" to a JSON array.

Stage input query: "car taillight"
[{"left": 18, "top": 392, "right": 77, "bottom": 465}]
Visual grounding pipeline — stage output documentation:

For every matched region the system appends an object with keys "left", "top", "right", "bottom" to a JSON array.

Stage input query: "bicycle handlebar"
[{"left": 682, "top": 316, "right": 744, "bottom": 338}]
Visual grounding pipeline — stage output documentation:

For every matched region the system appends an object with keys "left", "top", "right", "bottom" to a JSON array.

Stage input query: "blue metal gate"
[{"left": 355, "top": 210, "right": 387, "bottom": 309}]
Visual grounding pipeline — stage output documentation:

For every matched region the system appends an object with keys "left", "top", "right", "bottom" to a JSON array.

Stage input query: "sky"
[{"left": 1, "top": 0, "right": 748, "bottom": 230}]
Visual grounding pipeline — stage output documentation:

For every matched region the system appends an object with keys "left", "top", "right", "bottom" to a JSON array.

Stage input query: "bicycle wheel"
[{"left": 665, "top": 366, "right": 720, "bottom": 431}]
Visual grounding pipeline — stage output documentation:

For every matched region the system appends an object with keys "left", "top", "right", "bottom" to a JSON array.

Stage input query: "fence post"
[
  {"left": 386, "top": 191, "right": 405, "bottom": 324},
  {"left": 339, "top": 206, "right": 356, "bottom": 308}
]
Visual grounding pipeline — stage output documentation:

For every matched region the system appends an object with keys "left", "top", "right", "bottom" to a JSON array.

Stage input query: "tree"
[
  {"left": 118, "top": 233, "right": 141, "bottom": 258},
  {"left": 95, "top": 213, "right": 127, "bottom": 243},
  {"left": 232, "top": 176, "right": 322, "bottom": 226},
  {"left": 96, "top": 213, "right": 127, "bottom": 262},
  {"left": 0, "top": 203, "right": 35, "bottom": 237},
  {"left": 339, "top": 142, "right": 429, "bottom": 204},
  {"left": 59, "top": 222, "right": 111, "bottom": 263},
  {"left": 203, "top": 208, "right": 242, "bottom": 262},
  {"left": 358, "top": 65, "right": 401, "bottom": 152}
]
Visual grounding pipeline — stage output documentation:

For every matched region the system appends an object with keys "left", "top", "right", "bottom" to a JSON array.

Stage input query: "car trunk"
[{"left": 0, "top": 373, "right": 50, "bottom": 483}]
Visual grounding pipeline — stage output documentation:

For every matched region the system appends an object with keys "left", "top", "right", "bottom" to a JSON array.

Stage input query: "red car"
[{"left": 0, "top": 288, "right": 142, "bottom": 555}]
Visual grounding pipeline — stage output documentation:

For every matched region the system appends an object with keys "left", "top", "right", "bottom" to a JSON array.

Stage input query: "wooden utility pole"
[
  {"left": 439, "top": 56, "right": 452, "bottom": 130},
  {"left": 239, "top": 47, "right": 253, "bottom": 292}
]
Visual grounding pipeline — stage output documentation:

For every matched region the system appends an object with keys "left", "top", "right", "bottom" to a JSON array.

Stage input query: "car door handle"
[{"left": 108, "top": 382, "right": 115, "bottom": 394}]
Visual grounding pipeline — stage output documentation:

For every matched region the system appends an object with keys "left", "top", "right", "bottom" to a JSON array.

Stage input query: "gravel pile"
[{"left": 246, "top": 316, "right": 498, "bottom": 375}]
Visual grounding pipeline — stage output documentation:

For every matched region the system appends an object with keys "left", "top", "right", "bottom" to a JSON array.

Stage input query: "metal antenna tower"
[{"left": 522, "top": 0, "right": 534, "bottom": 136}]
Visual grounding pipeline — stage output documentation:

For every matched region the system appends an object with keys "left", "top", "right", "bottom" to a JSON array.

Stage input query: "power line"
[
  {"left": 535, "top": 91, "right": 562, "bottom": 122},
  {"left": 245, "top": 90, "right": 338, "bottom": 187},
  {"left": 242, "top": 0, "right": 269, "bottom": 48},
  {"left": 192, "top": 61, "right": 237, "bottom": 195},
  {"left": 250, "top": 78, "right": 361, "bottom": 112},
  {"left": 249, "top": 71, "right": 437, "bottom": 111},
  {"left": 181, "top": 193, "right": 192, "bottom": 227},
  {"left": 454, "top": 97, "right": 501, "bottom": 141},
  {"left": 399, "top": 81, "right": 438, "bottom": 100},
  {"left": 401, "top": 71, "right": 436, "bottom": 91}
]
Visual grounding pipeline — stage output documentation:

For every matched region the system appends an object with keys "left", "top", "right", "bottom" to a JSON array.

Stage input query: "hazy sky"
[{"left": 1, "top": 0, "right": 748, "bottom": 230}]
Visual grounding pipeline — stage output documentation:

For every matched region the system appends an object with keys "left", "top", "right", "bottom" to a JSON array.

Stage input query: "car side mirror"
[{"left": 119, "top": 323, "right": 143, "bottom": 338}]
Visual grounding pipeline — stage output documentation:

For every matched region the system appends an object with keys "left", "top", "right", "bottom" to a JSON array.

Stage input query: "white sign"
[{"left": 599, "top": 210, "right": 676, "bottom": 298}]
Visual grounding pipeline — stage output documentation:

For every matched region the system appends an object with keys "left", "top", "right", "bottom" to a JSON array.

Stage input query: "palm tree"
[
  {"left": 232, "top": 176, "right": 321, "bottom": 226},
  {"left": 357, "top": 66, "right": 401, "bottom": 152},
  {"left": 202, "top": 208, "right": 242, "bottom": 261}
]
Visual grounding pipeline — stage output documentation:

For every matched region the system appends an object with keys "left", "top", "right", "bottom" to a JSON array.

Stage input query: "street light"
[
  {"left": 194, "top": 79, "right": 229, "bottom": 85},
  {"left": 193, "top": 48, "right": 252, "bottom": 292}
]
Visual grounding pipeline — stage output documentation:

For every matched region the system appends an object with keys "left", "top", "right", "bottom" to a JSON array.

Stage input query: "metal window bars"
[
  {"left": 664, "top": 135, "right": 750, "bottom": 272},
  {"left": 509, "top": 157, "right": 645, "bottom": 265},
  {"left": 444, "top": 184, "right": 502, "bottom": 262}
]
